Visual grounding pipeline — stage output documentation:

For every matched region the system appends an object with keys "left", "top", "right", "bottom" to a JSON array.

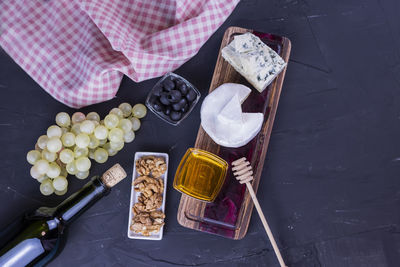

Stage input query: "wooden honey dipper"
[{"left": 232, "top": 157, "right": 287, "bottom": 267}]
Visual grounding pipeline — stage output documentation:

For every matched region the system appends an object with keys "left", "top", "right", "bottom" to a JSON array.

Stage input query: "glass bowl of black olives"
[{"left": 145, "top": 72, "right": 201, "bottom": 126}]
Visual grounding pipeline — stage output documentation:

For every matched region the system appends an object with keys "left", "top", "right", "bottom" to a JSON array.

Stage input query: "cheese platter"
[{"left": 177, "top": 26, "right": 291, "bottom": 239}]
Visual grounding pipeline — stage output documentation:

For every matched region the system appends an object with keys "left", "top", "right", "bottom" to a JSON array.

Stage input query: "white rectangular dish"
[{"left": 127, "top": 151, "right": 168, "bottom": 240}]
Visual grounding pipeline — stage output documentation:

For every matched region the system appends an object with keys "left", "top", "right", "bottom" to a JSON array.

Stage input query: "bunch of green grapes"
[{"left": 26, "top": 103, "right": 147, "bottom": 196}]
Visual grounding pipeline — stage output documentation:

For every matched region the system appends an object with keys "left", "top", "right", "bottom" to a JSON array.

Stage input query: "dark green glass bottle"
[{"left": 0, "top": 164, "right": 126, "bottom": 267}]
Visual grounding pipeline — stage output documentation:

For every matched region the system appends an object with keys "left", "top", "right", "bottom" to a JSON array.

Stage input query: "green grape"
[
  {"left": 71, "top": 112, "right": 85, "bottom": 124},
  {"left": 71, "top": 123, "right": 82, "bottom": 135},
  {"left": 37, "top": 135, "right": 49, "bottom": 150},
  {"left": 61, "top": 127, "right": 69, "bottom": 135},
  {"left": 80, "top": 120, "right": 95, "bottom": 134},
  {"left": 103, "top": 143, "right": 117, "bottom": 156},
  {"left": 36, "top": 175, "right": 48, "bottom": 183},
  {"left": 119, "top": 103, "right": 132, "bottom": 117},
  {"left": 104, "top": 114, "right": 119, "bottom": 129},
  {"left": 109, "top": 150, "right": 118, "bottom": 156},
  {"left": 102, "top": 142, "right": 110, "bottom": 150},
  {"left": 40, "top": 179, "right": 55, "bottom": 196},
  {"left": 75, "top": 157, "right": 91, "bottom": 172},
  {"left": 110, "top": 141, "right": 124, "bottom": 151},
  {"left": 60, "top": 149, "right": 74, "bottom": 164},
  {"left": 88, "top": 135, "right": 100, "bottom": 149},
  {"left": 34, "top": 159, "right": 50, "bottom": 175},
  {"left": 86, "top": 111, "right": 100, "bottom": 122},
  {"left": 41, "top": 149, "right": 57, "bottom": 162},
  {"left": 124, "top": 130, "right": 135, "bottom": 143},
  {"left": 47, "top": 125, "right": 62, "bottom": 138},
  {"left": 108, "top": 128, "right": 124, "bottom": 142},
  {"left": 61, "top": 132, "right": 75, "bottom": 147},
  {"left": 46, "top": 137, "right": 62, "bottom": 153},
  {"left": 110, "top": 108, "right": 123, "bottom": 118},
  {"left": 94, "top": 127, "right": 108, "bottom": 141},
  {"left": 94, "top": 148, "right": 108, "bottom": 163},
  {"left": 47, "top": 162, "right": 61, "bottom": 178},
  {"left": 52, "top": 176, "right": 68, "bottom": 191},
  {"left": 118, "top": 119, "right": 132, "bottom": 133},
  {"left": 98, "top": 138, "right": 107, "bottom": 146},
  {"left": 30, "top": 165, "right": 42, "bottom": 179},
  {"left": 66, "top": 161, "right": 78, "bottom": 175},
  {"left": 132, "top": 103, "right": 147, "bottom": 118},
  {"left": 74, "top": 146, "right": 88, "bottom": 158},
  {"left": 130, "top": 117, "right": 141, "bottom": 131},
  {"left": 27, "top": 150, "right": 41, "bottom": 165},
  {"left": 88, "top": 149, "right": 96, "bottom": 160},
  {"left": 75, "top": 171, "right": 89, "bottom": 180},
  {"left": 54, "top": 187, "right": 68, "bottom": 196},
  {"left": 55, "top": 112, "right": 71, "bottom": 127},
  {"left": 75, "top": 133, "right": 90, "bottom": 148},
  {"left": 94, "top": 125, "right": 108, "bottom": 140}
]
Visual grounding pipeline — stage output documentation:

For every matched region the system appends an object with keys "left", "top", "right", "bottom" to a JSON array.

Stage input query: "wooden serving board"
[{"left": 177, "top": 26, "right": 291, "bottom": 239}]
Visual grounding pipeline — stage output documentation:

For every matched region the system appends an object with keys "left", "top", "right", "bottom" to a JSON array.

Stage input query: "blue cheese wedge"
[{"left": 221, "top": 32, "right": 286, "bottom": 92}]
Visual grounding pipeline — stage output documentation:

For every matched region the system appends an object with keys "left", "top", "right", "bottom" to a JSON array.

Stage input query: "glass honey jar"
[{"left": 173, "top": 148, "right": 228, "bottom": 202}]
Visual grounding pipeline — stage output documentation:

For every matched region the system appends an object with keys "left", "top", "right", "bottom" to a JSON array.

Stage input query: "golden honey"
[{"left": 173, "top": 148, "right": 228, "bottom": 202}]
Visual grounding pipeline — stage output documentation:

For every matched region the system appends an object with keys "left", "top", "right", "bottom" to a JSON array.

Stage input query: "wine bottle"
[{"left": 0, "top": 164, "right": 127, "bottom": 267}]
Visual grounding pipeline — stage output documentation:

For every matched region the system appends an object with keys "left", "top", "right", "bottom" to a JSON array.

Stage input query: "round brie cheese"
[{"left": 200, "top": 83, "right": 263, "bottom": 148}]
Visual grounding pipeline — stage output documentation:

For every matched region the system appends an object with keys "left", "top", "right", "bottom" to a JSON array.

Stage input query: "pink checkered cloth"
[{"left": 0, "top": 0, "right": 239, "bottom": 108}]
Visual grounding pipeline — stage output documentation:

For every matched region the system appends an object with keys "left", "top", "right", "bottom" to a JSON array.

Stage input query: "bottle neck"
[{"left": 53, "top": 176, "right": 110, "bottom": 225}]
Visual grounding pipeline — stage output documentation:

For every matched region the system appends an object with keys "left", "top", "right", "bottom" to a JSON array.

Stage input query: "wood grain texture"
[{"left": 177, "top": 26, "right": 292, "bottom": 239}]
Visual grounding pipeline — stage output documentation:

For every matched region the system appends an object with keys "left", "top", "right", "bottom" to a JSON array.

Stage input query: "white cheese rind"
[
  {"left": 200, "top": 83, "right": 263, "bottom": 148},
  {"left": 217, "top": 94, "right": 243, "bottom": 124},
  {"left": 221, "top": 32, "right": 286, "bottom": 92}
]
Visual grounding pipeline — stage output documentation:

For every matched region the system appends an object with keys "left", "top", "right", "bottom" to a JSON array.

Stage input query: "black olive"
[
  {"left": 178, "top": 82, "right": 189, "bottom": 95},
  {"left": 152, "top": 85, "right": 163, "bottom": 96},
  {"left": 164, "top": 106, "right": 171, "bottom": 116},
  {"left": 152, "top": 100, "right": 164, "bottom": 112},
  {"left": 172, "top": 103, "right": 181, "bottom": 111},
  {"left": 181, "top": 103, "right": 189, "bottom": 113},
  {"left": 170, "top": 111, "right": 182, "bottom": 121},
  {"left": 172, "top": 98, "right": 187, "bottom": 111},
  {"left": 159, "top": 92, "right": 170, "bottom": 105},
  {"left": 186, "top": 89, "right": 197, "bottom": 102},
  {"left": 180, "top": 97, "right": 187, "bottom": 105},
  {"left": 174, "top": 79, "right": 182, "bottom": 86},
  {"left": 162, "top": 78, "right": 175, "bottom": 92},
  {"left": 167, "top": 90, "right": 182, "bottom": 103}
]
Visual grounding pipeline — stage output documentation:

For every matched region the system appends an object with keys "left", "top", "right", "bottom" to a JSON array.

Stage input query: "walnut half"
[
  {"left": 131, "top": 155, "right": 167, "bottom": 236},
  {"left": 130, "top": 211, "right": 166, "bottom": 236},
  {"left": 136, "top": 156, "right": 167, "bottom": 178}
]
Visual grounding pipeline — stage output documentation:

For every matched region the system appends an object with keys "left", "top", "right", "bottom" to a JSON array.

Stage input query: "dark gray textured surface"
[{"left": 1, "top": 0, "right": 400, "bottom": 266}]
